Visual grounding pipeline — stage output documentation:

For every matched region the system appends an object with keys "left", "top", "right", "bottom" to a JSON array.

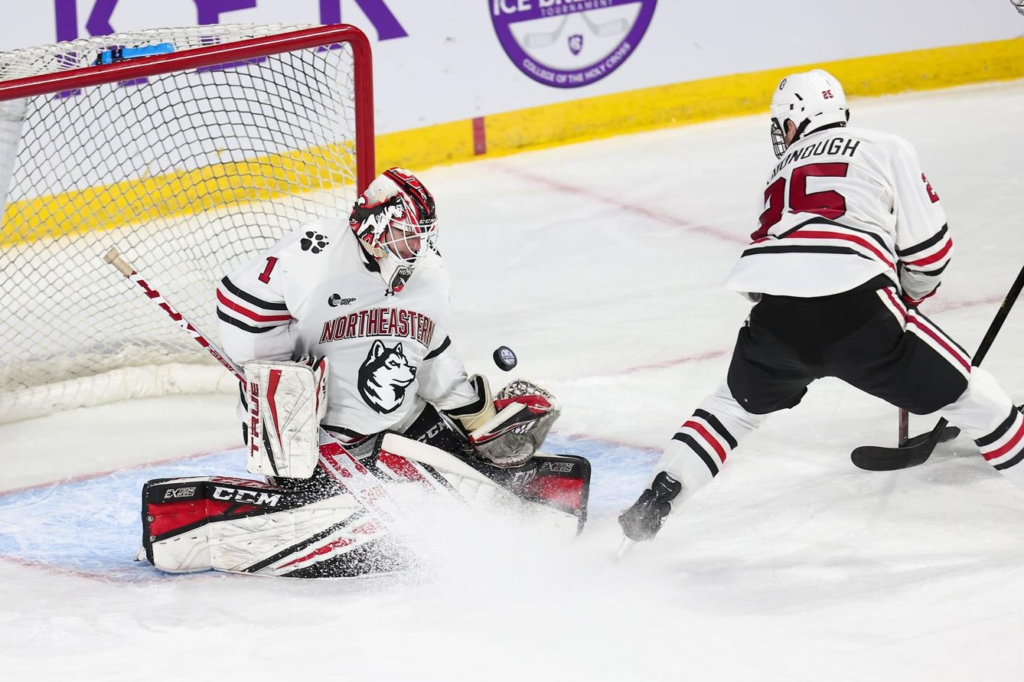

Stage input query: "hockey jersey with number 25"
[{"left": 725, "top": 126, "right": 950, "bottom": 304}]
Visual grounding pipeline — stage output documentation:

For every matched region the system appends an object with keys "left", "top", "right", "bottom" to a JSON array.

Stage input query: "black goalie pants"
[{"left": 727, "top": 284, "right": 970, "bottom": 416}]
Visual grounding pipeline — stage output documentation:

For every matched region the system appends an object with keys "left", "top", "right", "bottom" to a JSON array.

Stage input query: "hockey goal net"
[{"left": 0, "top": 24, "right": 374, "bottom": 423}]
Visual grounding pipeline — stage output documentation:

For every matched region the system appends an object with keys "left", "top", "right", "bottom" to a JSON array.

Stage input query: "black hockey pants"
[{"left": 727, "top": 283, "right": 970, "bottom": 416}]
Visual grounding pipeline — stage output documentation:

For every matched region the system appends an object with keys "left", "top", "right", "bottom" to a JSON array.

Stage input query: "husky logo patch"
[{"left": 358, "top": 340, "right": 416, "bottom": 413}]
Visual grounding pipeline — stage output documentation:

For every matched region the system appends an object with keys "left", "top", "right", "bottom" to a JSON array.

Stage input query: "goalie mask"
[
  {"left": 770, "top": 69, "right": 850, "bottom": 159},
  {"left": 350, "top": 167, "right": 438, "bottom": 293}
]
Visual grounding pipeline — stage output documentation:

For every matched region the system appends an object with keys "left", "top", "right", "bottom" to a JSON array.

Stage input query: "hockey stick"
[
  {"left": 851, "top": 262, "right": 1024, "bottom": 471},
  {"left": 580, "top": 11, "right": 629, "bottom": 37},
  {"left": 895, "top": 406, "right": 961, "bottom": 449},
  {"left": 522, "top": 16, "right": 568, "bottom": 49},
  {"left": 103, "top": 248, "right": 406, "bottom": 526}
]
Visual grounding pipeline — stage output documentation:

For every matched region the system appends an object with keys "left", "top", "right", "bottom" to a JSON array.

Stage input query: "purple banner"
[
  {"left": 491, "top": 0, "right": 658, "bottom": 89},
  {"left": 53, "top": 0, "right": 408, "bottom": 43},
  {"left": 195, "top": 0, "right": 258, "bottom": 25},
  {"left": 320, "top": 0, "right": 407, "bottom": 40}
]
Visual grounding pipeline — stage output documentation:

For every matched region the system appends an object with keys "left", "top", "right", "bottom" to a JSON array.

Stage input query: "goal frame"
[
  {"left": 0, "top": 23, "right": 376, "bottom": 192},
  {"left": 0, "top": 23, "right": 376, "bottom": 423}
]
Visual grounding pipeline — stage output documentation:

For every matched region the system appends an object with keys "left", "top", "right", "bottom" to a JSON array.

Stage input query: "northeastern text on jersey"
[{"left": 319, "top": 307, "right": 436, "bottom": 347}]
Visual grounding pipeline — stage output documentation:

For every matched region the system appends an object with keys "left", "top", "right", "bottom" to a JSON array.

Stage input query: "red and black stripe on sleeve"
[{"left": 216, "top": 276, "right": 291, "bottom": 334}]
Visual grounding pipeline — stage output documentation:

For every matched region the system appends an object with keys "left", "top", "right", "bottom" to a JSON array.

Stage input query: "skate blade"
[{"left": 614, "top": 537, "right": 635, "bottom": 563}]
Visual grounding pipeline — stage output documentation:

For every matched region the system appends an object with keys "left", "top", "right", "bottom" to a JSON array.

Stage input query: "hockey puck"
[{"left": 493, "top": 346, "right": 518, "bottom": 371}]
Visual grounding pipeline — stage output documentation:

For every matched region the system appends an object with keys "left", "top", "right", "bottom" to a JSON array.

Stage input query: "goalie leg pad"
[
  {"left": 373, "top": 433, "right": 590, "bottom": 537},
  {"left": 244, "top": 356, "right": 328, "bottom": 479},
  {"left": 373, "top": 432, "right": 515, "bottom": 506},
  {"left": 140, "top": 476, "right": 412, "bottom": 578},
  {"left": 475, "top": 453, "right": 591, "bottom": 536}
]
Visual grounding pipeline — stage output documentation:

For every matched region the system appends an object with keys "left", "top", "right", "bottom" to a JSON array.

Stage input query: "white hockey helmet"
[
  {"left": 769, "top": 69, "right": 849, "bottom": 158},
  {"left": 349, "top": 167, "right": 437, "bottom": 293}
]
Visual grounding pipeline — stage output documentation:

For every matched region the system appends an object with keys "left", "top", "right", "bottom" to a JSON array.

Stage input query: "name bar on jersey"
[
  {"left": 771, "top": 136, "right": 862, "bottom": 178},
  {"left": 319, "top": 307, "right": 436, "bottom": 347}
]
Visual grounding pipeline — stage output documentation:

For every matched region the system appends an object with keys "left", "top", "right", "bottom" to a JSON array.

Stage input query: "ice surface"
[{"left": 3, "top": 80, "right": 1024, "bottom": 681}]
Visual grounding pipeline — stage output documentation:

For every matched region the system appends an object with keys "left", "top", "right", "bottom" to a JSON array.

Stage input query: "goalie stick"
[
  {"left": 102, "top": 247, "right": 413, "bottom": 529},
  {"left": 852, "top": 262, "right": 1024, "bottom": 471}
]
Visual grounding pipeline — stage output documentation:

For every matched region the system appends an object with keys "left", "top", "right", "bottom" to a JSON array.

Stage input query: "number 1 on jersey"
[{"left": 258, "top": 256, "right": 278, "bottom": 284}]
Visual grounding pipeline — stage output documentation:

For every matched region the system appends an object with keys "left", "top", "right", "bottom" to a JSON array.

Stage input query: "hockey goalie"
[{"left": 138, "top": 168, "right": 590, "bottom": 578}]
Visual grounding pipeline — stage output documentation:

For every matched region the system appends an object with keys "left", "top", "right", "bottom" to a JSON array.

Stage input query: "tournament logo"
[{"left": 490, "top": 0, "right": 658, "bottom": 88}]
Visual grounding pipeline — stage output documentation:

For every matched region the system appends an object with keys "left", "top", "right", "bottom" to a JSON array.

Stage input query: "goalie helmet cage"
[{"left": 0, "top": 24, "right": 375, "bottom": 423}]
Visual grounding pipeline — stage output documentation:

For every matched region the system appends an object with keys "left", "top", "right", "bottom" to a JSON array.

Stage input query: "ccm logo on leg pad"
[{"left": 212, "top": 486, "right": 282, "bottom": 507}]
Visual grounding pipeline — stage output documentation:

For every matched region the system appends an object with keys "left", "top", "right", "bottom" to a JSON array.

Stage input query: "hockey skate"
[{"left": 618, "top": 472, "right": 681, "bottom": 542}]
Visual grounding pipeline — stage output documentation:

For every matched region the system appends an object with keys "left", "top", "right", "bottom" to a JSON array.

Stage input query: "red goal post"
[{"left": 0, "top": 24, "right": 375, "bottom": 422}]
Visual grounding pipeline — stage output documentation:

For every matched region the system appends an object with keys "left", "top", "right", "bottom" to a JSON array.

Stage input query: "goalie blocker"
[
  {"left": 244, "top": 355, "right": 328, "bottom": 480},
  {"left": 139, "top": 432, "right": 591, "bottom": 578}
]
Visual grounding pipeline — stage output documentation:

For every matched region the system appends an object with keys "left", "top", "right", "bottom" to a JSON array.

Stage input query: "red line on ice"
[{"left": 494, "top": 164, "right": 746, "bottom": 245}]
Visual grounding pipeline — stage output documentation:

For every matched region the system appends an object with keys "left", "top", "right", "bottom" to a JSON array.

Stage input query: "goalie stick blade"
[{"left": 850, "top": 425, "right": 960, "bottom": 472}]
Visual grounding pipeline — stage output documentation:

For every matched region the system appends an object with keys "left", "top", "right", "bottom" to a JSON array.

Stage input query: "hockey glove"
[
  {"left": 446, "top": 376, "right": 561, "bottom": 468},
  {"left": 470, "top": 380, "right": 561, "bottom": 468},
  {"left": 445, "top": 374, "right": 497, "bottom": 433}
]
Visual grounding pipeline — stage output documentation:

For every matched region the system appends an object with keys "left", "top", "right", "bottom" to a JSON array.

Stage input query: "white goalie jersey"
[
  {"left": 725, "top": 126, "right": 950, "bottom": 302},
  {"left": 216, "top": 217, "right": 478, "bottom": 437}
]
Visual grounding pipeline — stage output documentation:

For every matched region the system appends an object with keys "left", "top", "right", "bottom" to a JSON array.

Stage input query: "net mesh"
[{"left": 0, "top": 25, "right": 364, "bottom": 421}]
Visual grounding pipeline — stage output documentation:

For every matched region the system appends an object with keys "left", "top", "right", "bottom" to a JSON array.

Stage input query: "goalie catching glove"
[
  {"left": 244, "top": 355, "right": 328, "bottom": 480},
  {"left": 446, "top": 375, "right": 560, "bottom": 468}
]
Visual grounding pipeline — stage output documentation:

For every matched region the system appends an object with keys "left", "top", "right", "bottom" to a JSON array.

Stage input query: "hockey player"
[
  {"left": 619, "top": 70, "right": 1024, "bottom": 543},
  {"left": 217, "top": 167, "right": 553, "bottom": 468},
  {"left": 136, "top": 169, "right": 589, "bottom": 578}
]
